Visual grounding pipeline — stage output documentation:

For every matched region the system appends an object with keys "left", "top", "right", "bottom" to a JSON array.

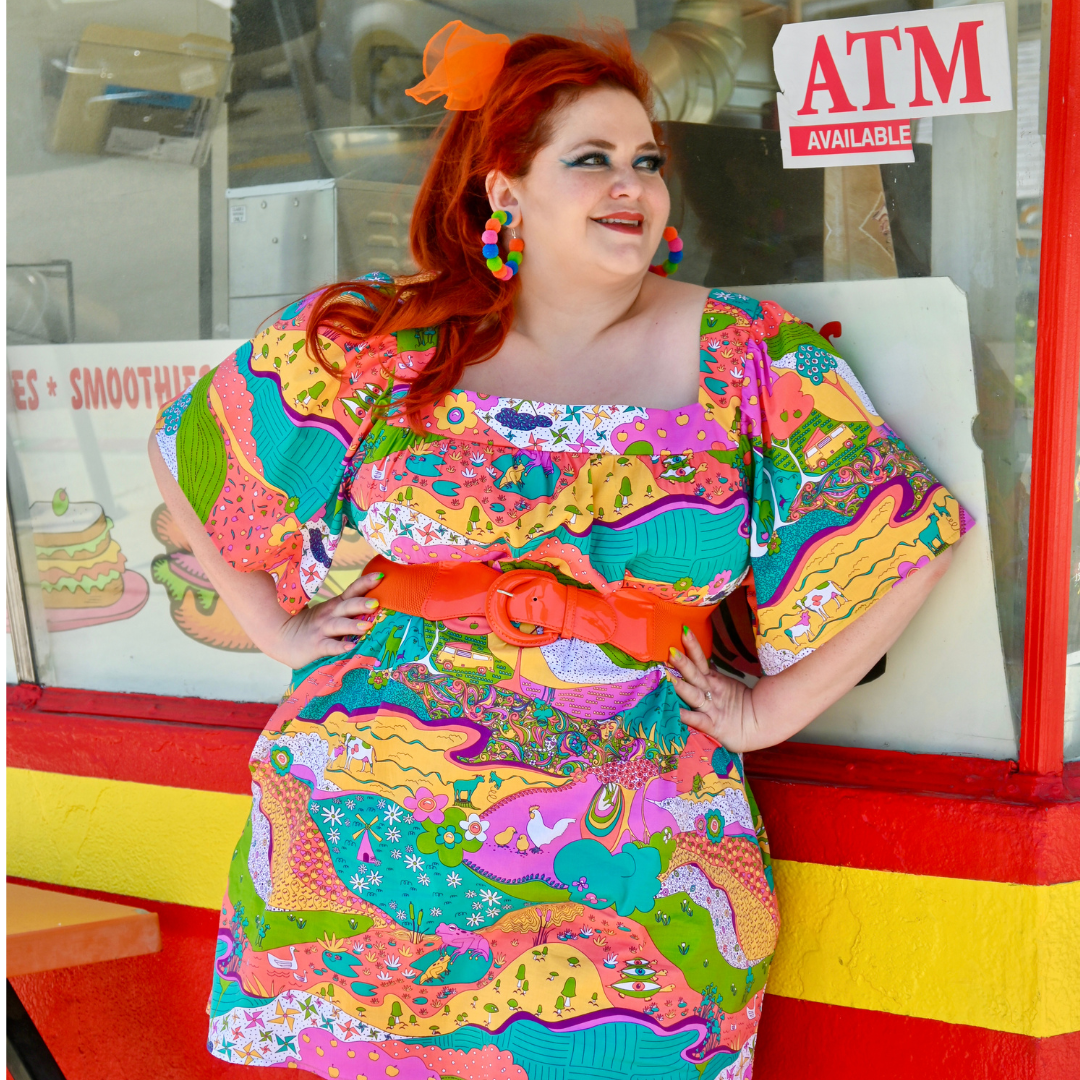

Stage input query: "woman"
[{"left": 150, "top": 23, "right": 965, "bottom": 1080}]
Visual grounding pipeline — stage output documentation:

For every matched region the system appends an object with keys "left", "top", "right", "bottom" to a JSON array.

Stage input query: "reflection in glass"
[{"left": 5, "top": 0, "right": 1046, "bottom": 741}]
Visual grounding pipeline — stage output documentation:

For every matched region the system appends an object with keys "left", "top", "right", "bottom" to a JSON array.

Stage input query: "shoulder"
[
  {"left": 254, "top": 272, "right": 443, "bottom": 383},
  {"left": 701, "top": 289, "right": 836, "bottom": 353},
  {"left": 274, "top": 270, "right": 397, "bottom": 333}
]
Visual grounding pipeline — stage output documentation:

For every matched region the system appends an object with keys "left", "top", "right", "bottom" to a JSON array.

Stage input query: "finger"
[
  {"left": 325, "top": 634, "right": 360, "bottom": 656},
  {"left": 341, "top": 571, "right": 385, "bottom": 599},
  {"left": 671, "top": 675, "right": 711, "bottom": 711},
  {"left": 669, "top": 647, "right": 709, "bottom": 692},
  {"left": 321, "top": 614, "right": 376, "bottom": 640},
  {"left": 681, "top": 626, "right": 711, "bottom": 676},
  {"left": 680, "top": 706, "right": 712, "bottom": 733},
  {"left": 333, "top": 596, "right": 381, "bottom": 618}
]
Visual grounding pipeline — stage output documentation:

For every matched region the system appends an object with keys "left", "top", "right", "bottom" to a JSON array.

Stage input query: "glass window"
[{"left": 6, "top": 0, "right": 1049, "bottom": 756}]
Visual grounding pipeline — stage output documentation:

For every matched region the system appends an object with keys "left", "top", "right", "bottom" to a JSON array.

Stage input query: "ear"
[{"left": 485, "top": 169, "right": 521, "bottom": 227}]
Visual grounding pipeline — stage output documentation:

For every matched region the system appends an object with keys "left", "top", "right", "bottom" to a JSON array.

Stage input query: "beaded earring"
[
  {"left": 648, "top": 225, "right": 684, "bottom": 277},
  {"left": 482, "top": 210, "right": 524, "bottom": 280}
]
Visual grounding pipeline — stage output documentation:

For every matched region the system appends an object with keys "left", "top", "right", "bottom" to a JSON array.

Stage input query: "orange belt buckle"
[{"left": 485, "top": 569, "right": 618, "bottom": 648}]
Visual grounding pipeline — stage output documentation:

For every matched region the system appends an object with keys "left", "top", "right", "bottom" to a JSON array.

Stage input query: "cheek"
[
  {"left": 526, "top": 174, "right": 606, "bottom": 237},
  {"left": 644, "top": 177, "right": 671, "bottom": 219}
]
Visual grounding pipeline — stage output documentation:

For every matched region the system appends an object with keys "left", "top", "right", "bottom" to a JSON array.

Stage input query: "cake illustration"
[
  {"left": 32, "top": 488, "right": 149, "bottom": 631},
  {"left": 150, "top": 503, "right": 376, "bottom": 651}
]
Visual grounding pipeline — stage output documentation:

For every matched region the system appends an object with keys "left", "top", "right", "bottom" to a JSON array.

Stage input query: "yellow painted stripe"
[
  {"left": 769, "top": 859, "right": 1080, "bottom": 1038},
  {"left": 8, "top": 770, "right": 1079, "bottom": 1036},
  {"left": 6, "top": 768, "right": 250, "bottom": 911}
]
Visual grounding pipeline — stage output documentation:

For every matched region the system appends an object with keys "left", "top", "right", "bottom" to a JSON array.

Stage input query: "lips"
[{"left": 593, "top": 213, "right": 644, "bottom": 234}]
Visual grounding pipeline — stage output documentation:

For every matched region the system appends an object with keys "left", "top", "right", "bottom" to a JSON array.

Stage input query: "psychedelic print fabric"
[{"left": 157, "top": 278, "right": 966, "bottom": 1080}]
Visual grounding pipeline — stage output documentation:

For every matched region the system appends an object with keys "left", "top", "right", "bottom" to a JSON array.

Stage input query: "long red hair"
[{"left": 305, "top": 29, "right": 660, "bottom": 430}]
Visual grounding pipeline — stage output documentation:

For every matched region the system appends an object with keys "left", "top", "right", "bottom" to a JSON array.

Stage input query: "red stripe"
[
  {"left": 744, "top": 741, "right": 1080, "bottom": 801},
  {"left": 8, "top": 683, "right": 274, "bottom": 730},
  {"left": 750, "top": 775, "right": 1080, "bottom": 885},
  {"left": 755, "top": 996, "right": 1080, "bottom": 1080},
  {"left": 7, "top": 710, "right": 260, "bottom": 796},
  {"left": 1020, "top": 0, "right": 1080, "bottom": 774},
  {"left": 743, "top": 742, "right": 1080, "bottom": 884}
]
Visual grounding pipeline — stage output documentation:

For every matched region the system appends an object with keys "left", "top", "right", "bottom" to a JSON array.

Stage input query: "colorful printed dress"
[{"left": 156, "top": 277, "right": 967, "bottom": 1080}]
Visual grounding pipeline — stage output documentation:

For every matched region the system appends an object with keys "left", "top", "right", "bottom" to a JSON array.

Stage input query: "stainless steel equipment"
[
  {"left": 639, "top": 0, "right": 746, "bottom": 123},
  {"left": 226, "top": 174, "right": 420, "bottom": 337}
]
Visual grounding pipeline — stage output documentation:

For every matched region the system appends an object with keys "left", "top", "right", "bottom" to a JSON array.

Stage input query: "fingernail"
[
  {"left": 670, "top": 646, "right": 684, "bottom": 661},
  {"left": 682, "top": 625, "right": 690, "bottom": 636},
  {"left": 375, "top": 572, "right": 385, "bottom": 580},
  {"left": 365, "top": 598, "right": 379, "bottom": 609}
]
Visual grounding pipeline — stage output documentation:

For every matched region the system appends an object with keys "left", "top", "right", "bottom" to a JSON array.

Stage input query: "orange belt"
[{"left": 363, "top": 555, "right": 715, "bottom": 664}]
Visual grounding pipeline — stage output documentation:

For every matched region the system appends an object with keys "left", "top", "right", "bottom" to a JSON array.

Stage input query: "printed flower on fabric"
[
  {"left": 403, "top": 786, "right": 448, "bottom": 824},
  {"left": 433, "top": 392, "right": 478, "bottom": 436},
  {"left": 704, "top": 809, "right": 725, "bottom": 844},
  {"left": 415, "top": 807, "right": 484, "bottom": 866},
  {"left": 462, "top": 813, "right": 489, "bottom": 843},
  {"left": 270, "top": 745, "right": 293, "bottom": 776}
]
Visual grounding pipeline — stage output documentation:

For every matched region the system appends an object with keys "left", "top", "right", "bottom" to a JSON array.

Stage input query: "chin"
[{"left": 585, "top": 251, "right": 652, "bottom": 281}]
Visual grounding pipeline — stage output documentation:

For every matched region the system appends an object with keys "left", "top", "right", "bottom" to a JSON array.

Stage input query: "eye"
[
  {"left": 634, "top": 154, "right": 666, "bottom": 173},
  {"left": 565, "top": 152, "right": 611, "bottom": 168}
]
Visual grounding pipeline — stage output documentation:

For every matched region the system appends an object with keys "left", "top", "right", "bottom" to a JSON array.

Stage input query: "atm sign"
[{"left": 774, "top": 3, "right": 1012, "bottom": 169}]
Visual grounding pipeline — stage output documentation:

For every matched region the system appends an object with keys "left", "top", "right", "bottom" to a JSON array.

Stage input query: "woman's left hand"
[{"left": 668, "top": 627, "right": 753, "bottom": 751}]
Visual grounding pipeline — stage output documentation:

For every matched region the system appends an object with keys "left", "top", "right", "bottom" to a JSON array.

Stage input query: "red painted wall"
[
  {"left": 9, "top": 687, "right": 1079, "bottom": 1080},
  {"left": 754, "top": 998, "right": 1080, "bottom": 1080}
]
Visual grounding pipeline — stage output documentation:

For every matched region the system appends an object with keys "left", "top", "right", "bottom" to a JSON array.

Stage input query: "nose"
[{"left": 607, "top": 162, "right": 646, "bottom": 200}]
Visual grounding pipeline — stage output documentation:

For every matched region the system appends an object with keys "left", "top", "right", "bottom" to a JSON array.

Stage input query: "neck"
[{"left": 509, "top": 259, "right": 649, "bottom": 361}]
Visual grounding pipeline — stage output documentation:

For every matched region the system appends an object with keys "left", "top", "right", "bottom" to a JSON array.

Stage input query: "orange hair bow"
[{"left": 405, "top": 21, "right": 511, "bottom": 112}]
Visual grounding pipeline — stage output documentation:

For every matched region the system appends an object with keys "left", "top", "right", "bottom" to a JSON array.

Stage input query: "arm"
[
  {"left": 148, "top": 432, "right": 382, "bottom": 669},
  {"left": 669, "top": 546, "right": 953, "bottom": 753}
]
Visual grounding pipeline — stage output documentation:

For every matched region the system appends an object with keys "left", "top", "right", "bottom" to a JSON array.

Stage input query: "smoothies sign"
[{"left": 773, "top": 3, "right": 1012, "bottom": 168}]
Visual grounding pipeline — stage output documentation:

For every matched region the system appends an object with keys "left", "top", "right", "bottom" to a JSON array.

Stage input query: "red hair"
[{"left": 305, "top": 29, "right": 660, "bottom": 430}]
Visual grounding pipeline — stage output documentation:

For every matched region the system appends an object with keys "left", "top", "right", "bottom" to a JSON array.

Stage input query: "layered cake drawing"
[{"left": 32, "top": 489, "right": 148, "bottom": 632}]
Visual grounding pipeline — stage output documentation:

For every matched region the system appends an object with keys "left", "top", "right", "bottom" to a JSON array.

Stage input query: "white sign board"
[
  {"left": 736, "top": 278, "right": 1015, "bottom": 759},
  {"left": 774, "top": 3, "right": 1013, "bottom": 168}
]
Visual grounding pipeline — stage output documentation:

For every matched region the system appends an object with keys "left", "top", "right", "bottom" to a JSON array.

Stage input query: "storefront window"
[{"left": 6, "top": 0, "right": 1050, "bottom": 756}]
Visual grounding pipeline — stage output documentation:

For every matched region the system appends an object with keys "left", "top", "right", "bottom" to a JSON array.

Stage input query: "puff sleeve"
[
  {"left": 739, "top": 299, "right": 971, "bottom": 676},
  {"left": 154, "top": 283, "right": 393, "bottom": 611}
]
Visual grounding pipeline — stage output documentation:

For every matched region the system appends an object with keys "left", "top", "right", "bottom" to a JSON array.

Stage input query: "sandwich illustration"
[
  {"left": 150, "top": 503, "right": 375, "bottom": 651},
  {"left": 31, "top": 488, "right": 148, "bottom": 631}
]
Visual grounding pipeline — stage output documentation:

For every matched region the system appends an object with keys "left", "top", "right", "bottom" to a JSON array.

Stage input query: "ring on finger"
[{"left": 698, "top": 688, "right": 712, "bottom": 710}]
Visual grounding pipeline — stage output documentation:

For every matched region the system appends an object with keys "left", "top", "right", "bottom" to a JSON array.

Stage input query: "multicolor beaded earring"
[
  {"left": 482, "top": 210, "right": 524, "bottom": 281},
  {"left": 648, "top": 225, "right": 684, "bottom": 277}
]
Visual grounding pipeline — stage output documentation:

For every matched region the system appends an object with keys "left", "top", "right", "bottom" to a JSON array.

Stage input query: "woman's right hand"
[{"left": 270, "top": 570, "right": 386, "bottom": 670}]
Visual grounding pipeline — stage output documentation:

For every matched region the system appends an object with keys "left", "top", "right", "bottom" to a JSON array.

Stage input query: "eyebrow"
[{"left": 564, "top": 138, "right": 660, "bottom": 154}]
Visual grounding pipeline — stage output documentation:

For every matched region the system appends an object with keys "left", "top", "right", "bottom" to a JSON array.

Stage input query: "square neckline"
[{"left": 436, "top": 286, "right": 732, "bottom": 419}]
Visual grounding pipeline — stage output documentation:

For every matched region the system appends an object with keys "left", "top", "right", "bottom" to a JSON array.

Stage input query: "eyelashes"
[{"left": 563, "top": 152, "right": 666, "bottom": 172}]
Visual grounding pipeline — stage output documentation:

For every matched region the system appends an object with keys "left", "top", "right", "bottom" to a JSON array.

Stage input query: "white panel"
[
  {"left": 7, "top": 340, "right": 290, "bottom": 703},
  {"left": 736, "top": 278, "right": 1016, "bottom": 758}
]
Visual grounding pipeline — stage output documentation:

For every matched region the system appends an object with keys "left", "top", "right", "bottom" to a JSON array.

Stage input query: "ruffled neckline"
[{"left": 381, "top": 287, "right": 754, "bottom": 455}]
